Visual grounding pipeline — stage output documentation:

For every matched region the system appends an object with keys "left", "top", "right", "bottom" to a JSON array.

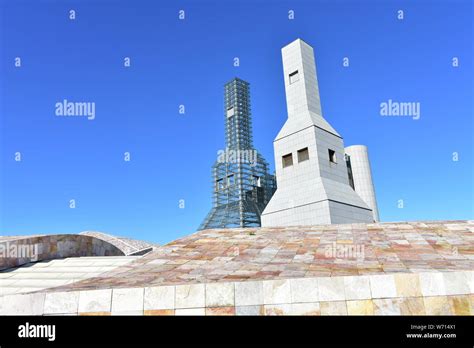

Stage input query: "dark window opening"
[
  {"left": 328, "top": 149, "right": 337, "bottom": 163},
  {"left": 252, "top": 175, "right": 261, "bottom": 187},
  {"left": 282, "top": 153, "right": 293, "bottom": 168},
  {"left": 345, "top": 154, "right": 355, "bottom": 190},
  {"left": 297, "top": 147, "right": 309, "bottom": 162},
  {"left": 289, "top": 70, "right": 299, "bottom": 84}
]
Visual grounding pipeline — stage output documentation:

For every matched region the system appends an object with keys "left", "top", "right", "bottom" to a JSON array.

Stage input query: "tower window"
[
  {"left": 282, "top": 153, "right": 293, "bottom": 168},
  {"left": 328, "top": 149, "right": 337, "bottom": 163},
  {"left": 253, "top": 175, "right": 261, "bottom": 187},
  {"left": 289, "top": 70, "right": 299, "bottom": 84},
  {"left": 216, "top": 178, "right": 224, "bottom": 190},
  {"left": 297, "top": 147, "right": 309, "bottom": 162},
  {"left": 345, "top": 154, "right": 355, "bottom": 190},
  {"left": 227, "top": 107, "right": 234, "bottom": 118}
]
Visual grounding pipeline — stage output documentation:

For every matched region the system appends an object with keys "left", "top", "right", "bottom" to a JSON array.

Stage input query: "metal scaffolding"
[{"left": 199, "top": 78, "right": 276, "bottom": 230}]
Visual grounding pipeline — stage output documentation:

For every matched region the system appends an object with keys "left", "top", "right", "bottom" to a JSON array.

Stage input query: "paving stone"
[
  {"left": 144, "top": 309, "right": 175, "bottom": 315},
  {"left": 290, "top": 302, "right": 320, "bottom": 315},
  {"left": 205, "top": 282, "right": 234, "bottom": 307},
  {"left": 264, "top": 304, "right": 292, "bottom": 315},
  {"left": 394, "top": 274, "right": 422, "bottom": 297},
  {"left": 318, "top": 277, "right": 345, "bottom": 301},
  {"left": 144, "top": 286, "right": 175, "bottom": 310},
  {"left": 343, "top": 276, "right": 371, "bottom": 300},
  {"left": 448, "top": 295, "right": 471, "bottom": 315},
  {"left": 0, "top": 293, "right": 45, "bottom": 315},
  {"left": 235, "top": 305, "right": 264, "bottom": 315},
  {"left": 399, "top": 297, "right": 426, "bottom": 315},
  {"left": 347, "top": 300, "right": 374, "bottom": 315},
  {"left": 205, "top": 307, "right": 235, "bottom": 315},
  {"left": 290, "top": 278, "right": 319, "bottom": 303},
  {"left": 235, "top": 281, "right": 263, "bottom": 306},
  {"left": 443, "top": 272, "right": 470, "bottom": 295},
  {"left": 175, "top": 284, "right": 205, "bottom": 309},
  {"left": 423, "top": 296, "right": 451, "bottom": 315},
  {"left": 373, "top": 298, "right": 401, "bottom": 315},
  {"left": 175, "top": 308, "right": 205, "bottom": 315},
  {"left": 78, "top": 289, "right": 112, "bottom": 313},
  {"left": 419, "top": 272, "right": 446, "bottom": 296},
  {"left": 111, "top": 288, "right": 144, "bottom": 314},
  {"left": 369, "top": 274, "right": 397, "bottom": 298},
  {"left": 263, "top": 279, "right": 291, "bottom": 304},
  {"left": 44, "top": 291, "right": 79, "bottom": 314},
  {"left": 320, "top": 301, "right": 347, "bottom": 315}
]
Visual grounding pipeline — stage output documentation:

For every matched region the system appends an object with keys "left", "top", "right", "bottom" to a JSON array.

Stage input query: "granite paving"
[{"left": 40, "top": 220, "right": 473, "bottom": 293}]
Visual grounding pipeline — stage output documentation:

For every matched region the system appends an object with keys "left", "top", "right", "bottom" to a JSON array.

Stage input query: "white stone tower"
[
  {"left": 344, "top": 145, "right": 380, "bottom": 222},
  {"left": 261, "top": 39, "right": 374, "bottom": 226}
]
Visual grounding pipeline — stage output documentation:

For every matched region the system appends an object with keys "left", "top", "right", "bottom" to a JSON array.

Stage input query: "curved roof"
[{"left": 79, "top": 231, "right": 158, "bottom": 256}]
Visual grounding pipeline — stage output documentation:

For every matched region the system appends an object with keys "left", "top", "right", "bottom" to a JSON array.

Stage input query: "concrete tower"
[
  {"left": 199, "top": 78, "right": 276, "bottom": 230},
  {"left": 344, "top": 145, "right": 380, "bottom": 221},
  {"left": 261, "top": 39, "right": 374, "bottom": 226}
]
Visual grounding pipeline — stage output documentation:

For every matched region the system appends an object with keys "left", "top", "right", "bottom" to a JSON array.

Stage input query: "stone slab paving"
[
  {"left": 0, "top": 256, "right": 139, "bottom": 295},
  {"left": 0, "top": 220, "right": 472, "bottom": 315},
  {"left": 41, "top": 220, "right": 473, "bottom": 292}
]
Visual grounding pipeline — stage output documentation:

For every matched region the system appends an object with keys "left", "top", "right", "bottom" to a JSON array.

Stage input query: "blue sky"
[{"left": 0, "top": 0, "right": 472, "bottom": 244}]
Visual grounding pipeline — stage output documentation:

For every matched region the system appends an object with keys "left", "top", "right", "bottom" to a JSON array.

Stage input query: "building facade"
[
  {"left": 261, "top": 39, "right": 378, "bottom": 227},
  {"left": 199, "top": 78, "right": 276, "bottom": 230}
]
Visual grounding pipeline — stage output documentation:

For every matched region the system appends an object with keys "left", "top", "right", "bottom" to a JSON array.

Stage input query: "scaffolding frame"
[{"left": 199, "top": 78, "right": 276, "bottom": 230}]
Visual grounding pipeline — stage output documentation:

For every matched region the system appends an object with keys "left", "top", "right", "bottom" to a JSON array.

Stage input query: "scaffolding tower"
[{"left": 199, "top": 78, "right": 276, "bottom": 230}]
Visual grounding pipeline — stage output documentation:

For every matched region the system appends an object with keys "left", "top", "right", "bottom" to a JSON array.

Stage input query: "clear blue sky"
[{"left": 1, "top": 0, "right": 472, "bottom": 244}]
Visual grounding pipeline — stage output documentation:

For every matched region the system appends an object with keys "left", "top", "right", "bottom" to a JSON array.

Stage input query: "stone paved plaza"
[
  {"left": 0, "top": 220, "right": 473, "bottom": 315},
  {"left": 0, "top": 256, "right": 139, "bottom": 296}
]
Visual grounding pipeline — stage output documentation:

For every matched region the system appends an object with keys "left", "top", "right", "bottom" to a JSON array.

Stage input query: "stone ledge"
[{"left": 1, "top": 270, "right": 472, "bottom": 316}]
